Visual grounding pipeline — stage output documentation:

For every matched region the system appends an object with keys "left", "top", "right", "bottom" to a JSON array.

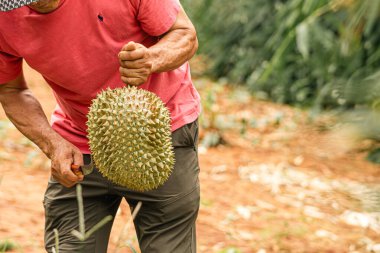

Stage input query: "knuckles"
[
  {"left": 118, "top": 45, "right": 152, "bottom": 86},
  {"left": 61, "top": 170, "right": 69, "bottom": 177},
  {"left": 121, "top": 76, "right": 145, "bottom": 86}
]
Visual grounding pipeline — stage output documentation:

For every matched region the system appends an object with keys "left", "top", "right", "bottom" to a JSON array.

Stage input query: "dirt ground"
[{"left": 0, "top": 64, "right": 380, "bottom": 253}]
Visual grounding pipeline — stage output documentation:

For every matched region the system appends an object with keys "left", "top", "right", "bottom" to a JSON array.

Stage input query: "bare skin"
[
  {"left": 0, "top": 2, "right": 198, "bottom": 187},
  {"left": 0, "top": 74, "right": 84, "bottom": 187},
  {"left": 27, "top": 0, "right": 61, "bottom": 13}
]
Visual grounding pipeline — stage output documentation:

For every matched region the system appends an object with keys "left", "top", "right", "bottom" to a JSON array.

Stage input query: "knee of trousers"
[
  {"left": 136, "top": 184, "right": 201, "bottom": 230},
  {"left": 135, "top": 186, "right": 201, "bottom": 253},
  {"left": 157, "top": 184, "right": 201, "bottom": 225}
]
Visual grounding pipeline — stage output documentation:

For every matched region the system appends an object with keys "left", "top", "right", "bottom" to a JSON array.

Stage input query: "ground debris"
[
  {"left": 340, "top": 211, "right": 380, "bottom": 233},
  {"left": 239, "top": 162, "right": 380, "bottom": 234}
]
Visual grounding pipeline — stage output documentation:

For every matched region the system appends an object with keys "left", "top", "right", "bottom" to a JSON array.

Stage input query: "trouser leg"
[
  {"left": 44, "top": 119, "right": 200, "bottom": 253},
  {"left": 129, "top": 185, "right": 200, "bottom": 253},
  {"left": 120, "top": 120, "right": 201, "bottom": 253},
  {"left": 44, "top": 155, "right": 122, "bottom": 253}
]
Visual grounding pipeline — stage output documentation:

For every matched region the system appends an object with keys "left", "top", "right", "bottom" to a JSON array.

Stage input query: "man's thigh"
[
  {"left": 44, "top": 159, "right": 122, "bottom": 253},
  {"left": 121, "top": 120, "right": 201, "bottom": 253}
]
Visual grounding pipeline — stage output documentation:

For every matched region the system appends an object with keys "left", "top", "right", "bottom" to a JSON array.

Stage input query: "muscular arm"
[
  {"left": 149, "top": 6, "right": 198, "bottom": 73},
  {"left": 0, "top": 74, "right": 58, "bottom": 154},
  {"left": 0, "top": 73, "right": 83, "bottom": 187},
  {"left": 118, "top": 6, "right": 198, "bottom": 85}
]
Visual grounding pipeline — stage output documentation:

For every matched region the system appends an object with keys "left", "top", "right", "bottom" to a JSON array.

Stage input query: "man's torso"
[{"left": 0, "top": 0, "right": 201, "bottom": 152}]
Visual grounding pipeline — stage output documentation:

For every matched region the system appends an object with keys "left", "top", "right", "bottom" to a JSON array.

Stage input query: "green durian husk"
[{"left": 86, "top": 86, "right": 175, "bottom": 192}]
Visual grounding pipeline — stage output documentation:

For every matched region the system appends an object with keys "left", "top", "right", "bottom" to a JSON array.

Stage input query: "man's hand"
[
  {"left": 117, "top": 6, "right": 198, "bottom": 85},
  {"left": 118, "top": 42, "right": 153, "bottom": 86},
  {"left": 48, "top": 136, "right": 84, "bottom": 187}
]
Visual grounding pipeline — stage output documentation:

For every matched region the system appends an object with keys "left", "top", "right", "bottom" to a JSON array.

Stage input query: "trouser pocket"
[{"left": 172, "top": 119, "right": 199, "bottom": 149}]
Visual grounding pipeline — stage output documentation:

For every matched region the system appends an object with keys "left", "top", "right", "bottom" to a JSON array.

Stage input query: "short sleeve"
[
  {"left": 136, "top": 0, "right": 181, "bottom": 36},
  {"left": 0, "top": 50, "right": 22, "bottom": 84}
]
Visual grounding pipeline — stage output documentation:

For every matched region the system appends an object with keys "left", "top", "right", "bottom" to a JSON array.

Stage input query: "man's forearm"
[
  {"left": 0, "top": 74, "right": 84, "bottom": 186},
  {"left": 0, "top": 76, "right": 59, "bottom": 158},
  {"left": 149, "top": 7, "right": 198, "bottom": 73}
]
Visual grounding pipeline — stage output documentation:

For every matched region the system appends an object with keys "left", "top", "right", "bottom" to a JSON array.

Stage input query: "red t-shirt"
[{"left": 0, "top": 0, "right": 201, "bottom": 153}]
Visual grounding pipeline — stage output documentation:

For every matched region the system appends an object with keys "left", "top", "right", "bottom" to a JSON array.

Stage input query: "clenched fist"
[
  {"left": 47, "top": 135, "right": 84, "bottom": 188},
  {"left": 118, "top": 41, "right": 154, "bottom": 86}
]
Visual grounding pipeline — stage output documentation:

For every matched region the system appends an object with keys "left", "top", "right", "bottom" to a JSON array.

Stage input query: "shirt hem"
[{"left": 0, "top": 69, "right": 22, "bottom": 84}]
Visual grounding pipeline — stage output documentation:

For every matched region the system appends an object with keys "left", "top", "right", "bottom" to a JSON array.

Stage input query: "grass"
[{"left": 0, "top": 239, "right": 17, "bottom": 252}]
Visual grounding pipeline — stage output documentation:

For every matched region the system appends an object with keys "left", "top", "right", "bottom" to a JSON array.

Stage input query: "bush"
[{"left": 183, "top": 0, "right": 380, "bottom": 108}]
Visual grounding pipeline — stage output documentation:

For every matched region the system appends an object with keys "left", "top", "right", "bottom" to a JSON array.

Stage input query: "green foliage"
[
  {"left": 71, "top": 184, "right": 113, "bottom": 242},
  {"left": 218, "top": 248, "right": 242, "bottom": 253},
  {"left": 53, "top": 185, "right": 141, "bottom": 253},
  {"left": 367, "top": 148, "right": 380, "bottom": 164},
  {"left": 356, "top": 111, "right": 380, "bottom": 141},
  {"left": 182, "top": 0, "right": 380, "bottom": 108},
  {"left": 52, "top": 184, "right": 113, "bottom": 253},
  {"left": 127, "top": 244, "right": 138, "bottom": 253},
  {"left": 0, "top": 240, "right": 17, "bottom": 252}
]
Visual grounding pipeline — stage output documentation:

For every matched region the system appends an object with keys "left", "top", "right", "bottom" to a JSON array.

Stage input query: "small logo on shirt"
[{"left": 98, "top": 14, "right": 104, "bottom": 22}]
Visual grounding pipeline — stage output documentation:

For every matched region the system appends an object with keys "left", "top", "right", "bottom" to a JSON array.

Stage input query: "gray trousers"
[{"left": 44, "top": 120, "right": 200, "bottom": 253}]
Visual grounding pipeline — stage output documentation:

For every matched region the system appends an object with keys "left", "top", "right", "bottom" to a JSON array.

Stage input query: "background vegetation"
[{"left": 183, "top": 0, "right": 380, "bottom": 110}]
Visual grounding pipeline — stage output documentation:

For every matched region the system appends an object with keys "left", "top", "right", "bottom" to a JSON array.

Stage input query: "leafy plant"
[
  {"left": 71, "top": 184, "right": 113, "bottom": 242},
  {"left": 367, "top": 148, "right": 380, "bottom": 164},
  {"left": 114, "top": 201, "right": 142, "bottom": 253},
  {"left": 182, "top": 0, "right": 380, "bottom": 109},
  {"left": 197, "top": 81, "right": 228, "bottom": 147},
  {"left": 52, "top": 184, "right": 141, "bottom": 252},
  {"left": 0, "top": 240, "right": 17, "bottom": 252},
  {"left": 218, "top": 248, "right": 242, "bottom": 253},
  {"left": 52, "top": 184, "right": 113, "bottom": 253}
]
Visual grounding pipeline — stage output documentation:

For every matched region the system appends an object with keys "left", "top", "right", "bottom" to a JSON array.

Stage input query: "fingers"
[
  {"left": 119, "top": 67, "right": 150, "bottom": 85},
  {"left": 122, "top": 41, "right": 137, "bottom": 51},
  {"left": 119, "top": 65, "right": 151, "bottom": 85},
  {"left": 118, "top": 50, "right": 145, "bottom": 61},
  {"left": 120, "top": 76, "right": 146, "bottom": 86},
  {"left": 72, "top": 150, "right": 84, "bottom": 181},
  {"left": 71, "top": 164, "right": 83, "bottom": 177},
  {"left": 119, "top": 58, "right": 151, "bottom": 69},
  {"left": 60, "top": 158, "right": 82, "bottom": 184},
  {"left": 72, "top": 150, "right": 84, "bottom": 167},
  {"left": 50, "top": 144, "right": 84, "bottom": 187},
  {"left": 51, "top": 166, "right": 77, "bottom": 188},
  {"left": 119, "top": 66, "right": 151, "bottom": 78},
  {"left": 118, "top": 41, "right": 153, "bottom": 86},
  {"left": 119, "top": 42, "right": 145, "bottom": 61}
]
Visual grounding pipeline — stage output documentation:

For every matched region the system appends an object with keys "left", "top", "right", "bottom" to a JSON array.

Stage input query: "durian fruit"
[{"left": 86, "top": 86, "right": 175, "bottom": 191}]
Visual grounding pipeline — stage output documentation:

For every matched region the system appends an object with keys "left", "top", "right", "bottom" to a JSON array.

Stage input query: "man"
[{"left": 0, "top": 0, "right": 201, "bottom": 252}]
